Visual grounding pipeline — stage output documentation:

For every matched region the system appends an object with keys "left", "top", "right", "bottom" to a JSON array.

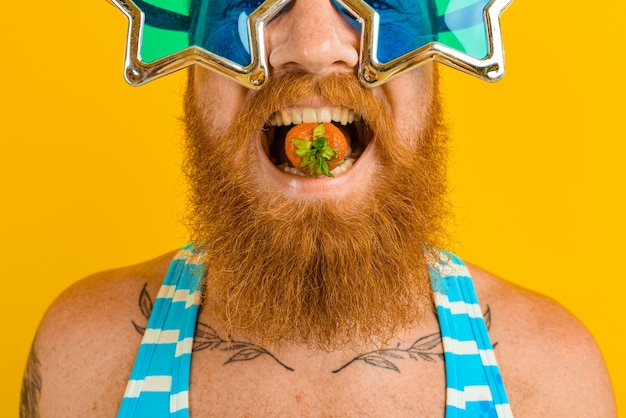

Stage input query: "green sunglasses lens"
[
  {"left": 435, "top": 0, "right": 491, "bottom": 59},
  {"left": 135, "top": 0, "right": 259, "bottom": 66}
]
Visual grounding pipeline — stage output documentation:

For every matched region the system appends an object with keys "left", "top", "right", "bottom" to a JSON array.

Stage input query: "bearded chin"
[{"left": 183, "top": 70, "right": 449, "bottom": 349}]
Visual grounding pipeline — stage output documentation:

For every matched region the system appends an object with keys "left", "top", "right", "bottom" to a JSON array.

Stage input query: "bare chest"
[{"left": 187, "top": 346, "right": 447, "bottom": 417}]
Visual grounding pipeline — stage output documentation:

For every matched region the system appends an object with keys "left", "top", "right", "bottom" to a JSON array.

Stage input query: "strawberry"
[{"left": 284, "top": 123, "right": 346, "bottom": 177}]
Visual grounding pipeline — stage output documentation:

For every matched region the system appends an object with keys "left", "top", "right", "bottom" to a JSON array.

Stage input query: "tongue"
[{"left": 335, "top": 124, "right": 353, "bottom": 158}]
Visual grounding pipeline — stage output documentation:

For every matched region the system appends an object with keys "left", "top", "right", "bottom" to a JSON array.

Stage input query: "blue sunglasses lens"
[
  {"left": 368, "top": 0, "right": 490, "bottom": 63},
  {"left": 133, "top": 0, "right": 262, "bottom": 66}
]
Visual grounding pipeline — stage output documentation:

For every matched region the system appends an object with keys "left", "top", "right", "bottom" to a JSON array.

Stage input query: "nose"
[{"left": 266, "top": 0, "right": 360, "bottom": 76}]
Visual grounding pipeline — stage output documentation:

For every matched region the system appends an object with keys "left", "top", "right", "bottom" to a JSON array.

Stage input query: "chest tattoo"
[{"left": 132, "top": 284, "right": 495, "bottom": 374}]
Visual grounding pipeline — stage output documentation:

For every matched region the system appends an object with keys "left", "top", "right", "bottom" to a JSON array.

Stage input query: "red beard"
[{"left": 183, "top": 69, "right": 449, "bottom": 349}]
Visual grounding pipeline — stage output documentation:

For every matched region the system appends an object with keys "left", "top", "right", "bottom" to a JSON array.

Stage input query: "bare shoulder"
[
  {"left": 466, "top": 263, "right": 616, "bottom": 417},
  {"left": 22, "top": 250, "right": 177, "bottom": 417}
]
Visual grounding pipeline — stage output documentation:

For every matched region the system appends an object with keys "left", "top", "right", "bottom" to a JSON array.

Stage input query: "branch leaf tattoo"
[
  {"left": 225, "top": 347, "right": 264, "bottom": 364},
  {"left": 333, "top": 306, "right": 496, "bottom": 373},
  {"left": 133, "top": 284, "right": 294, "bottom": 371},
  {"left": 362, "top": 355, "right": 400, "bottom": 373},
  {"left": 139, "top": 285, "right": 153, "bottom": 321},
  {"left": 193, "top": 322, "right": 294, "bottom": 370},
  {"left": 332, "top": 331, "right": 445, "bottom": 374},
  {"left": 132, "top": 284, "right": 152, "bottom": 335}
]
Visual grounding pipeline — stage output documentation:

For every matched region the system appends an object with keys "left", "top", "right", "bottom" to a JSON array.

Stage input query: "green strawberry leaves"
[{"left": 292, "top": 123, "right": 343, "bottom": 178}]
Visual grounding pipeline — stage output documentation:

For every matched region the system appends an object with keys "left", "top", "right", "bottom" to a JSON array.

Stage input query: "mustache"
[
  {"left": 205, "top": 70, "right": 403, "bottom": 166},
  {"left": 242, "top": 70, "right": 378, "bottom": 118},
  {"left": 232, "top": 70, "right": 392, "bottom": 133}
]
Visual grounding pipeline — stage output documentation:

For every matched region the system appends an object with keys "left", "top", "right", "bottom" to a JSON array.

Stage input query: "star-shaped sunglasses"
[{"left": 107, "top": 0, "right": 512, "bottom": 89}]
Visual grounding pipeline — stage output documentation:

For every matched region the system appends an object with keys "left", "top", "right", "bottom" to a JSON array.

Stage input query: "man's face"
[
  {"left": 184, "top": 0, "right": 448, "bottom": 348},
  {"left": 189, "top": 0, "right": 439, "bottom": 197}
]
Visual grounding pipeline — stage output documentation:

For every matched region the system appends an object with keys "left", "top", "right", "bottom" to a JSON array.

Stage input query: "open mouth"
[{"left": 263, "top": 106, "right": 371, "bottom": 178}]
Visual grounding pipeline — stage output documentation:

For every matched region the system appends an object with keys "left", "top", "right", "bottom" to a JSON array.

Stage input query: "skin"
[
  {"left": 27, "top": 255, "right": 616, "bottom": 416},
  {"left": 23, "top": 0, "right": 616, "bottom": 416}
]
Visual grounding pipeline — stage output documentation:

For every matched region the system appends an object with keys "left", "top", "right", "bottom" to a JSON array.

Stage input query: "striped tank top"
[{"left": 118, "top": 245, "right": 513, "bottom": 417}]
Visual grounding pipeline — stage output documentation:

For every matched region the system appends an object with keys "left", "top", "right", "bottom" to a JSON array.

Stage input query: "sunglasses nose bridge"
[{"left": 263, "top": 0, "right": 361, "bottom": 78}]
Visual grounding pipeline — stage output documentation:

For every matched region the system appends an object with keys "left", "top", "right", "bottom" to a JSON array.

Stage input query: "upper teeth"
[{"left": 268, "top": 106, "right": 356, "bottom": 127}]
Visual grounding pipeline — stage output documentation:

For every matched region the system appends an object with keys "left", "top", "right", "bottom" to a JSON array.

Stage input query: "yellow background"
[{"left": 1, "top": 0, "right": 624, "bottom": 414}]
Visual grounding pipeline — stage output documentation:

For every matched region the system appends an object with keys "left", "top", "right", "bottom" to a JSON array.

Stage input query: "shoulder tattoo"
[{"left": 20, "top": 343, "right": 42, "bottom": 418}]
